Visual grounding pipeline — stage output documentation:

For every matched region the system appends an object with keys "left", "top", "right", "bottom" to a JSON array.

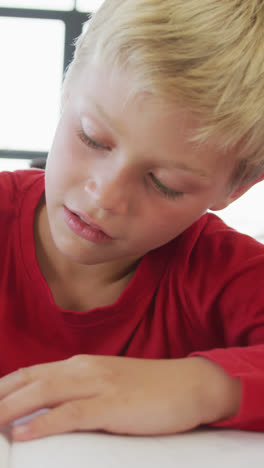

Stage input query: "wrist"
[{"left": 188, "top": 357, "right": 242, "bottom": 425}]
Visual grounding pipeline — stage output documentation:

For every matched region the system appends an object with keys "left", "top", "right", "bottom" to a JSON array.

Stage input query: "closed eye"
[
  {"left": 149, "top": 173, "right": 184, "bottom": 200},
  {"left": 77, "top": 130, "right": 110, "bottom": 150}
]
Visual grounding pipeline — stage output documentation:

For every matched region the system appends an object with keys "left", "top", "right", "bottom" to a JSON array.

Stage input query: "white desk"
[{"left": 1, "top": 426, "right": 263, "bottom": 468}]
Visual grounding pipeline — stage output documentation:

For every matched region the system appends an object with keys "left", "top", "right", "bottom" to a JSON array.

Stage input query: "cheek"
[
  {"left": 142, "top": 207, "right": 182, "bottom": 238},
  {"left": 50, "top": 110, "right": 80, "bottom": 160},
  {"left": 55, "top": 129, "right": 75, "bottom": 162},
  {"left": 47, "top": 127, "right": 82, "bottom": 181},
  {"left": 144, "top": 201, "right": 205, "bottom": 241}
]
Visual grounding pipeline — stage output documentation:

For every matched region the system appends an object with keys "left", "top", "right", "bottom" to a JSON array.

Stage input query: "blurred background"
[{"left": 0, "top": 0, "right": 263, "bottom": 242}]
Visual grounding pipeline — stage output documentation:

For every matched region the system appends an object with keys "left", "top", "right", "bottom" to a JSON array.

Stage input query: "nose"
[{"left": 84, "top": 168, "right": 132, "bottom": 215}]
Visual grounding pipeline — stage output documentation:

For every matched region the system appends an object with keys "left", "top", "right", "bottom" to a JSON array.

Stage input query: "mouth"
[
  {"left": 72, "top": 210, "right": 110, "bottom": 236},
  {"left": 74, "top": 213, "right": 103, "bottom": 232},
  {"left": 63, "top": 205, "right": 114, "bottom": 242}
]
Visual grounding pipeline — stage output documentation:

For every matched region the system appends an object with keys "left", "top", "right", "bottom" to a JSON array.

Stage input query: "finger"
[
  {"left": 0, "top": 368, "right": 30, "bottom": 397},
  {"left": 12, "top": 397, "right": 109, "bottom": 441},
  {"left": 0, "top": 381, "right": 55, "bottom": 426},
  {"left": 0, "top": 362, "right": 60, "bottom": 398},
  {"left": 0, "top": 367, "right": 80, "bottom": 426},
  {"left": 0, "top": 372, "right": 104, "bottom": 427}
]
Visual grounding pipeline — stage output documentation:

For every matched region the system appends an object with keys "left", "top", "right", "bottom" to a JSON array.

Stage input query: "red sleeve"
[
  {"left": 190, "top": 346, "right": 264, "bottom": 430},
  {"left": 181, "top": 214, "right": 264, "bottom": 431}
]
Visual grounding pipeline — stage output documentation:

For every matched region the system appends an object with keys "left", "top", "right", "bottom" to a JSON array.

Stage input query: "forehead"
[
  {"left": 72, "top": 62, "right": 192, "bottom": 139},
  {"left": 70, "top": 61, "right": 238, "bottom": 178}
]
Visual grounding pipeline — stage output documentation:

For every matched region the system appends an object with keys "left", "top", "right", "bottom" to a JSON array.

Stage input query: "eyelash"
[
  {"left": 77, "top": 130, "right": 107, "bottom": 150},
  {"left": 77, "top": 130, "right": 184, "bottom": 200},
  {"left": 149, "top": 173, "right": 184, "bottom": 200}
]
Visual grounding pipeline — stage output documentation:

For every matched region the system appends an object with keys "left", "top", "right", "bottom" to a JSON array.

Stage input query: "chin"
[{"left": 56, "top": 244, "right": 112, "bottom": 266}]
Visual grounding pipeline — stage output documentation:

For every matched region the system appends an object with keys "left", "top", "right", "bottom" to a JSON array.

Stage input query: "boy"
[{"left": 0, "top": 0, "right": 264, "bottom": 441}]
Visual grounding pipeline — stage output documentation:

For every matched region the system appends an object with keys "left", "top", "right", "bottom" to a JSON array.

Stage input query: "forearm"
[{"left": 186, "top": 357, "right": 242, "bottom": 426}]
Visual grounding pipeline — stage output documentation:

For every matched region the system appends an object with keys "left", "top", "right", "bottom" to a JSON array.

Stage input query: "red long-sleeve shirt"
[{"left": 0, "top": 169, "right": 264, "bottom": 430}]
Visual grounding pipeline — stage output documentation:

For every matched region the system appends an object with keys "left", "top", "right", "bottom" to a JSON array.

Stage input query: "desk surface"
[{"left": 1, "top": 426, "right": 263, "bottom": 468}]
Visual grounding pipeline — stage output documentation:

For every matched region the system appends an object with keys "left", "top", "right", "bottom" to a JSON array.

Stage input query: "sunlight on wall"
[{"left": 213, "top": 181, "right": 264, "bottom": 243}]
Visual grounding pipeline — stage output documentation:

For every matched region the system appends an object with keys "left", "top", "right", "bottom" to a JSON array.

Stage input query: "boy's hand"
[{"left": 0, "top": 355, "right": 241, "bottom": 441}]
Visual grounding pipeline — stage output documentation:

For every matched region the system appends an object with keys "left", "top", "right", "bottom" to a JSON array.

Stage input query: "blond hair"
[{"left": 63, "top": 0, "right": 264, "bottom": 186}]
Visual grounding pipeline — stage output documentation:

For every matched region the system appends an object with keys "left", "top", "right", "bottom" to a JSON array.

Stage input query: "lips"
[
  {"left": 74, "top": 213, "right": 102, "bottom": 232},
  {"left": 63, "top": 205, "right": 114, "bottom": 241},
  {"left": 72, "top": 210, "right": 110, "bottom": 236}
]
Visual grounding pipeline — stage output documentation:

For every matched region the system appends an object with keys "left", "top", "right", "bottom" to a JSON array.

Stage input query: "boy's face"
[{"left": 45, "top": 62, "right": 237, "bottom": 267}]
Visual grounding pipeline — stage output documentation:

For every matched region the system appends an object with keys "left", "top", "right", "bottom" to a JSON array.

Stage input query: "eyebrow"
[
  {"left": 94, "top": 101, "right": 110, "bottom": 121},
  {"left": 162, "top": 160, "right": 210, "bottom": 180},
  {"left": 90, "top": 99, "right": 120, "bottom": 134}
]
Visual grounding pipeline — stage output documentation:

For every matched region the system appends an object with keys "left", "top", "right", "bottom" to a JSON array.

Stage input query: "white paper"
[
  {"left": 8, "top": 428, "right": 264, "bottom": 468},
  {"left": 1, "top": 412, "right": 264, "bottom": 468},
  {"left": 0, "top": 426, "right": 11, "bottom": 468}
]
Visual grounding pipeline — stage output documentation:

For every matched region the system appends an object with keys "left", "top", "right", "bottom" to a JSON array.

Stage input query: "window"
[
  {"left": 0, "top": 16, "right": 64, "bottom": 152},
  {"left": 0, "top": 0, "right": 74, "bottom": 10},
  {"left": 76, "top": 0, "right": 104, "bottom": 11},
  {"left": 0, "top": 2, "right": 88, "bottom": 168}
]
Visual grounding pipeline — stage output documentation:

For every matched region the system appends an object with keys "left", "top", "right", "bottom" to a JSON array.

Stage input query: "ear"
[{"left": 210, "top": 172, "right": 264, "bottom": 212}]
